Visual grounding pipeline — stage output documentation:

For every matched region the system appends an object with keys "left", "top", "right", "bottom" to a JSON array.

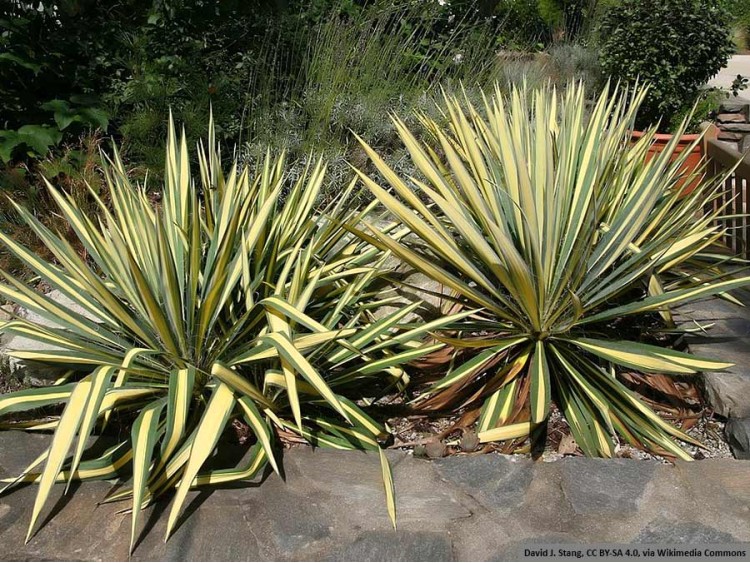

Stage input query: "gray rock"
[
  {"left": 3, "top": 312, "right": 67, "bottom": 383},
  {"left": 719, "top": 123, "right": 750, "bottom": 133},
  {"left": 0, "top": 431, "right": 51, "bottom": 477},
  {"left": 367, "top": 212, "right": 451, "bottom": 323},
  {"left": 433, "top": 453, "right": 533, "bottom": 511},
  {"left": 1, "top": 289, "right": 101, "bottom": 383},
  {"left": 719, "top": 101, "right": 749, "bottom": 114},
  {"left": 726, "top": 418, "right": 750, "bottom": 459},
  {"left": 675, "top": 459, "right": 750, "bottom": 508},
  {"left": 288, "top": 448, "right": 470, "bottom": 525},
  {"left": 635, "top": 520, "right": 739, "bottom": 544},
  {"left": 236, "top": 486, "right": 332, "bottom": 557},
  {"left": 559, "top": 458, "right": 656, "bottom": 515},
  {"left": 372, "top": 267, "right": 449, "bottom": 323},
  {"left": 3, "top": 432, "right": 750, "bottom": 561},
  {"left": 153, "top": 512, "right": 264, "bottom": 562},
  {"left": 323, "top": 530, "right": 453, "bottom": 562},
  {"left": 723, "top": 142, "right": 742, "bottom": 153},
  {"left": 677, "top": 295, "right": 750, "bottom": 418},
  {"left": 717, "top": 113, "right": 748, "bottom": 123},
  {"left": 703, "top": 367, "right": 750, "bottom": 419},
  {"left": 718, "top": 131, "right": 743, "bottom": 142},
  {"left": 0, "top": 474, "right": 133, "bottom": 561}
]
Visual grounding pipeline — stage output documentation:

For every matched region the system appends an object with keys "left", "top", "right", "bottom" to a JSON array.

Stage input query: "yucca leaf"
[
  {"left": 580, "top": 276, "right": 750, "bottom": 325},
  {"left": 3, "top": 443, "right": 134, "bottom": 486},
  {"left": 193, "top": 444, "right": 267, "bottom": 487},
  {"left": 379, "top": 448, "right": 396, "bottom": 528},
  {"left": 68, "top": 366, "right": 116, "bottom": 490},
  {"left": 429, "top": 339, "right": 521, "bottom": 392},
  {"left": 571, "top": 338, "right": 733, "bottom": 374},
  {"left": 0, "top": 383, "right": 76, "bottom": 417},
  {"left": 477, "top": 378, "right": 519, "bottom": 432},
  {"left": 478, "top": 421, "right": 536, "bottom": 443},
  {"left": 161, "top": 368, "right": 195, "bottom": 461},
  {"left": 237, "top": 396, "right": 279, "bottom": 475},
  {"left": 210, "top": 362, "right": 271, "bottom": 409},
  {"left": 261, "top": 332, "right": 349, "bottom": 421},
  {"left": 166, "top": 382, "right": 236, "bottom": 541},
  {"left": 130, "top": 398, "right": 167, "bottom": 553},
  {"left": 529, "top": 341, "right": 550, "bottom": 423},
  {"left": 26, "top": 379, "right": 93, "bottom": 542},
  {"left": 346, "top": 343, "right": 443, "bottom": 377}
]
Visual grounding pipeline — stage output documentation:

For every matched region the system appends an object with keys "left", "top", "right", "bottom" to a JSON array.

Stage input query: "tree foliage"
[{"left": 598, "top": 0, "right": 734, "bottom": 132}]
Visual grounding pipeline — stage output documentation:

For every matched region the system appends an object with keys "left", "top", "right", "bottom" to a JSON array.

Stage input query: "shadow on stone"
[
  {"left": 144, "top": 442, "right": 276, "bottom": 550},
  {"left": 34, "top": 481, "right": 82, "bottom": 539}
]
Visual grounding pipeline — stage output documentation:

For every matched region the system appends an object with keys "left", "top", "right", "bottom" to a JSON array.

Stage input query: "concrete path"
[
  {"left": 0, "top": 432, "right": 748, "bottom": 561},
  {"left": 709, "top": 55, "right": 750, "bottom": 93}
]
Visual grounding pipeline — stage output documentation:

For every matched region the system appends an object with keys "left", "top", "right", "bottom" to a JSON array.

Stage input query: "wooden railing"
[{"left": 706, "top": 138, "right": 750, "bottom": 258}]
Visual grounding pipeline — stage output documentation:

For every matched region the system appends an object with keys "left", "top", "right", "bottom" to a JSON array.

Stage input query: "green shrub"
[
  {"left": 351, "top": 82, "right": 748, "bottom": 458},
  {"left": 546, "top": 43, "right": 602, "bottom": 85},
  {"left": 598, "top": 0, "right": 734, "bottom": 132},
  {"left": 0, "top": 2, "right": 124, "bottom": 163},
  {"left": 0, "top": 119, "right": 454, "bottom": 550}
]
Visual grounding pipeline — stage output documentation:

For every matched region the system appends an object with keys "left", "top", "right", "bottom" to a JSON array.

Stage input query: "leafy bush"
[
  {"left": 351, "top": 82, "right": 749, "bottom": 459},
  {"left": 546, "top": 43, "right": 602, "bottom": 85},
  {"left": 598, "top": 0, "right": 734, "bottom": 132},
  {"left": 0, "top": 119, "right": 453, "bottom": 549},
  {"left": 0, "top": 2, "right": 120, "bottom": 162}
]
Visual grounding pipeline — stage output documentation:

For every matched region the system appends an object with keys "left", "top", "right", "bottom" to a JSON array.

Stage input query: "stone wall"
[{"left": 716, "top": 99, "right": 750, "bottom": 152}]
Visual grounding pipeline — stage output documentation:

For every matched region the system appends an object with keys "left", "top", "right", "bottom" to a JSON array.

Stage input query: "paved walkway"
[
  {"left": 709, "top": 54, "right": 750, "bottom": 93},
  {"left": 0, "top": 432, "right": 748, "bottom": 561}
]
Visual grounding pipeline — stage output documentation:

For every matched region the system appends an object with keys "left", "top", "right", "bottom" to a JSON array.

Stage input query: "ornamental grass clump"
[
  {"left": 351, "top": 82, "right": 749, "bottom": 459},
  {"left": 0, "top": 117, "right": 454, "bottom": 550}
]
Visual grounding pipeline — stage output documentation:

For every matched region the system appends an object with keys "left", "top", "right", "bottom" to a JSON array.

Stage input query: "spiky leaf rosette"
[
  {"left": 351, "top": 82, "right": 749, "bottom": 459},
  {"left": 0, "top": 117, "right": 452, "bottom": 548}
]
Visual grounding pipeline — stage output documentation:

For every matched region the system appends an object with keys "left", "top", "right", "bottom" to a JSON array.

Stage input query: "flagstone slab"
[
  {"left": 432, "top": 454, "right": 533, "bottom": 511},
  {"left": 0, "top": 290, "right": 100, "bottom": 384},
  {"left": 557, "top": 458, "right": 657, "bottom": 515},
  {"left": 634, "top": 520, "right": 741, "bottom": 544},
  {"left": 323, "top": 530, "right": 453, "bottom": 562},
  {"left": 1, "top": 431, "right": 749, "bottom": 561}
]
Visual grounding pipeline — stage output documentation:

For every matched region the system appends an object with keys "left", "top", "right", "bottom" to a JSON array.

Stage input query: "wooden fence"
[{"left": 706, "top": 138, "right": 750, "bottom": 258}]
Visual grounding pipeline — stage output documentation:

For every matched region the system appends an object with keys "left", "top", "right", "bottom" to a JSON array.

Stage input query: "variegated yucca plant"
[
  {"left": 351, "top": 82, "right": 750, "bottom": 459},
  {"left": 0, "top": 118, "right": 450, "bottom": 550}
]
